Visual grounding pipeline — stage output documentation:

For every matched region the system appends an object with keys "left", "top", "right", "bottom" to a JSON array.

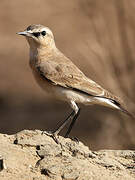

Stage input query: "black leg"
[
  {"left": 42, "top": 106, "right": 80, "bottom": 144},
  {"left": 53, "top": 110, "right": 75, "bottom": 135},
  {"left": 42, "top": 110, "right": 75, "bottom": 144},
  {"left": 64, "top": 108, "right": 81, "bottom": 138}
]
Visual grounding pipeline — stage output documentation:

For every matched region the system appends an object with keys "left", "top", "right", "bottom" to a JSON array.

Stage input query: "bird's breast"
[{"left": 31, "top": 66, "right": 53, "bottom": 94}]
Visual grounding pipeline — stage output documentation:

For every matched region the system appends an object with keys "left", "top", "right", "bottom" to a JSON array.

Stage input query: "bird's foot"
[
  {"left": 42, "top": 130, "right": 60, "bottom": 144},
  {"left": 71, "top": 137, "right": 79, "bottom": 143},
  {"left": 65, "top": 135, "right": 79, "bottom": 143}
]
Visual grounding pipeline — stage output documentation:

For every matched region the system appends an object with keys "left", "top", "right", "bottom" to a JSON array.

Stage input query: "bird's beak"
[
  {"left": 17, "top": 31, "right": 32, "bottom": 37},
  {"left": 17, "top": 31, "right": 28, "bottom": 36}
]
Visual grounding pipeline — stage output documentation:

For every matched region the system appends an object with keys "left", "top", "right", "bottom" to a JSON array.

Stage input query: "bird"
[{"left": 17, "top": 24, "right": 134, "bottom": 142}]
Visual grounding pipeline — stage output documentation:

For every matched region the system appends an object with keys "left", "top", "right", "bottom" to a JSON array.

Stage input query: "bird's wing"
[{"left": 36, "top": 59, "right": 122, "bottom": 104}]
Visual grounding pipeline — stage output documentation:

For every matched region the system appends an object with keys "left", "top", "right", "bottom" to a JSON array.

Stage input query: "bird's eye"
[
  {"left": 41, "top": 31, "right": 46, "bottom": 36},
  {"left": 33, "top": 32, "right": 40, "bottom": 37}
]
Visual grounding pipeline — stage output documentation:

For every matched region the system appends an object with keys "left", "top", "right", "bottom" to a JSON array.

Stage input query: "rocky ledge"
[{"left": 0, "top": 130, "right": 135, "bottom": 180}]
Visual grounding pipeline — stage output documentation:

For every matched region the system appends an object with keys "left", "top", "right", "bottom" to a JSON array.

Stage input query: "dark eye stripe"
[{"left": 33, "top": 32, "right": 40, "bottom": 37}]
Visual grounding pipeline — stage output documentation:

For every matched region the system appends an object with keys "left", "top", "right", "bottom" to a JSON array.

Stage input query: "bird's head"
[{"left": 17, "top": 24, "right": 55, "bottom": 49}]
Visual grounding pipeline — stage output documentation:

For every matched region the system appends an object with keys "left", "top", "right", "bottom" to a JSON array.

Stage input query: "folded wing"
[{"left": 36, "top": 59, "right": 122, "bottom": 105}]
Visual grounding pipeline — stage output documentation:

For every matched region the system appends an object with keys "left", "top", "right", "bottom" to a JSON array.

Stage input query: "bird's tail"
[
  {"left": 118, "top": 104, "right": 135, "bottom": 119},
  {"left": 94, "top": 96, "right": 135, "bottom": 119}
]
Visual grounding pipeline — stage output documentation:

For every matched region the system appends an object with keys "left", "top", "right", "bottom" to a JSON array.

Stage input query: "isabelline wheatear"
[{"left": 17, "top": 24, "right": 134, "bottom": 141}]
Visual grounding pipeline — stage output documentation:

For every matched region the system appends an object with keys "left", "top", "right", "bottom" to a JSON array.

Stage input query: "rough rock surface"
[{"left": 0, "top": 130, "right": 134, "bottom": 180}]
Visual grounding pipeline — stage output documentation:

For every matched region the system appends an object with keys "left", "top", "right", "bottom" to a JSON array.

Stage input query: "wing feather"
[{"left": 36, "top": 59, "right": 122, "bottom": 104}]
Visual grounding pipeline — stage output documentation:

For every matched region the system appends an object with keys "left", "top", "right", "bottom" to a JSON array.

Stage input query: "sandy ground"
[{"left": 0, "top": 130, "right": 135, "bottom": 180}]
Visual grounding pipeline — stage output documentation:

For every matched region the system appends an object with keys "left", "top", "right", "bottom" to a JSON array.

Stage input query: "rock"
[
  {"left": 0, "top": 130, "right": 134, "bottom": 180},
  {"left": 0, "top": 156, "right": 4, "bottom": 171}
]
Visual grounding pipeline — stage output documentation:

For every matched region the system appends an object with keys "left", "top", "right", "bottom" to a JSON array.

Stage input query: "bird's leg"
[
  {"left": 64, "top": 108, "right": 80, "bottom": 138},
  {"left": 42, "top": 110, "right": 75, "bottom": 144},
  {"left": 53, "top": 110, "right": 75, "bottom": 136},
  {"left": 43, "top": 101, "right": 79, "bottom": 144},
  {"left": 64, "top": 101, "right": 80, "bottom": 142}
]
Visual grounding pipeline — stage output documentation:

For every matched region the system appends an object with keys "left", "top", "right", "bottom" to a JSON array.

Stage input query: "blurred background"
[{"left": 0, "top": 0, "right": 135, "bottom": 150}]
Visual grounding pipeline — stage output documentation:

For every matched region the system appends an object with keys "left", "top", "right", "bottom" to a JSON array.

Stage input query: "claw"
[
  {"left": 42, "top": 130, "right": 60, "bottom": 144},
  {"left": 65, "top": 135, "right": 79, "bottom": 143},
  {"left": 71, "top": 137, "right": 79, "bottom": 143},
  {"left": 42, "top": 130, "right": 53, "bottom": 136}
]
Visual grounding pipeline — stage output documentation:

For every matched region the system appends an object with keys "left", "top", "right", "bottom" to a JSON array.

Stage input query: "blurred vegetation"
[{"left": 0, "top": 0, "right": 135, "bottom": 150}]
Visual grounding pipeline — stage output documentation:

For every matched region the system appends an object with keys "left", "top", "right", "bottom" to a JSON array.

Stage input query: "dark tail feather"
[
  {"left": 119, "top": 105, "right": 135, "bottom": 119},
  {"left": 106, "top": 98, "right": 135, "bottom": 119},
  {"left": 94, "top": 96, "right": 135, "bottom": 119}
]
